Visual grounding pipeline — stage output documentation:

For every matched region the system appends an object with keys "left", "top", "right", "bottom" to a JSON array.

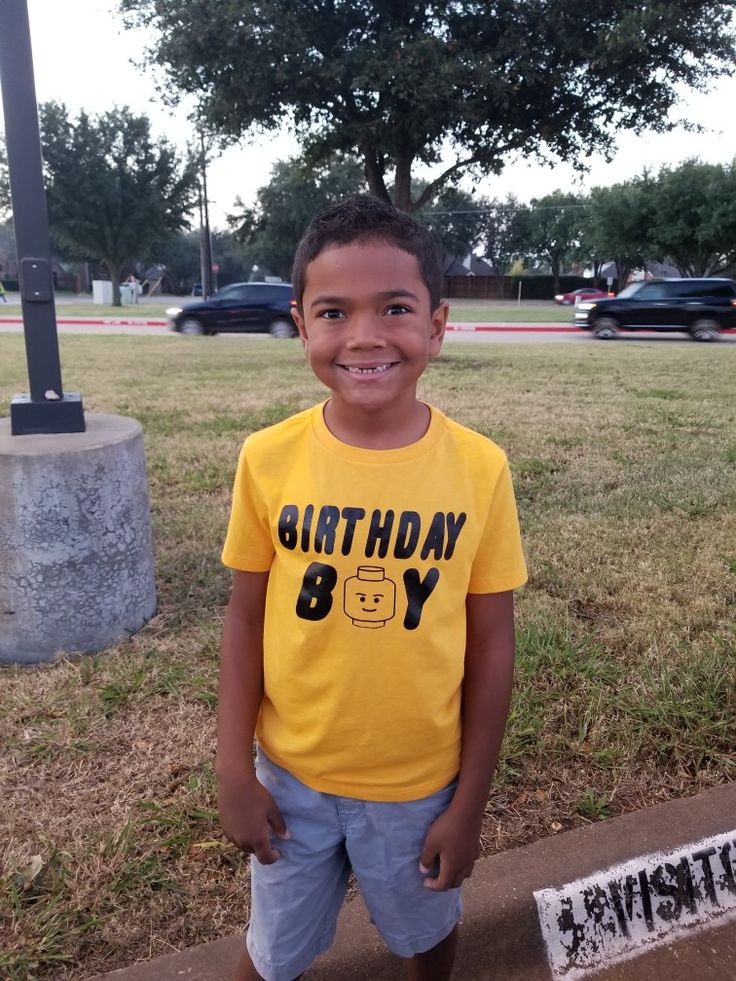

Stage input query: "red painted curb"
[
  {"left": 2, "top": 318, "right": 734, "bottom": 334},
  {"left": 0, "top": 316, "right": 169, "bottom": 326},
  {"left": 446, "top": 324, "right": 576, "bottom": 332},
  {"left": 446, "top": 323, "right": 736, "bottom": 334}
]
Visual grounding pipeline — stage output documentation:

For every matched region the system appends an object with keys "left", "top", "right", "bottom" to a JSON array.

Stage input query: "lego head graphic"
[{"left": 344, "top": 566, "right": 396, "bottom": 628}]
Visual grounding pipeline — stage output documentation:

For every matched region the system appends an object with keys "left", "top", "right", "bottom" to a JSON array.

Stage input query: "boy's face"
[{"left": 292, "top": 241, "right": 448, "bottom": 420}]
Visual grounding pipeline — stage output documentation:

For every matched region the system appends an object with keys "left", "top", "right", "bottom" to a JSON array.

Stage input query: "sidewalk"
[{"left": 90, "top": 782, "right": 736, "bottom": 981}]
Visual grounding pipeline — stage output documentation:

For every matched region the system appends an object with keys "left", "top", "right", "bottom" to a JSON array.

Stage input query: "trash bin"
[
  {"left": 92, "top": 280, "right": 113, "bottom": 304},
  {"left": 120, "top": 283, "right": 134, "bottom": 305}
]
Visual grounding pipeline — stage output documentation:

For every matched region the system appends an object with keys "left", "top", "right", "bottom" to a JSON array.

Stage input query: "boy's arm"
[
  {"left": 216, "top": 570, "right": 289, "bottom": 864},
  {"left": 420, "top": 589, "right": 516, "bottom": 891}
]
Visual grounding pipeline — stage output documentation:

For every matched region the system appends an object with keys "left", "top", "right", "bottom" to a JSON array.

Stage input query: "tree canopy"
[
  {"left": 40, "top": 102, "right": 198, "bottom": 303},
  {"left": 152, "top": 228, "right": 256, "bottom": 292},
  {"left": 420, "top": 187, "right": 486, "bottom": 272},
  {"left": 420, "top": 191, "right": 530, "bottom": 275},
  {"left": 587, "top": 180, "right": 654, "bottom": 288},
  {"left": 645, "top": 160, "right": 736, "bottom": 276},
  {"left": 228, "top": 155, "right": 365, "bottom": 279},
  {"left": 580, "top": 161, "right": 736, "bottom": 283},
  {"left": 478, "top": 198, "right": 531, "bottom": 277},
  {"left": 524, "top": 192, "right": 589, "bottom": 292},
  {"left": 120, "top": 0, "right": 736, "bottom": 212}
]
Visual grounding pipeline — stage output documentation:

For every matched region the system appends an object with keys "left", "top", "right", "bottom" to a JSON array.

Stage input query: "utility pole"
[
  {"left": 199, "top": 132, "right": 214, "bottom": 299},
  {"left": 0, "top": 0, "right": 84, "bottom": 435}
]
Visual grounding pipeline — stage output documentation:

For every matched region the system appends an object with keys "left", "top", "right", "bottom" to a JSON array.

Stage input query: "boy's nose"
[{"left": 345, "top": 313, "right": 386, "bottom": 348}]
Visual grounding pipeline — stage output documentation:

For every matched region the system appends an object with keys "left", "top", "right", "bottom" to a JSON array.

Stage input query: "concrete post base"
[{"left": 0, "top": 413, "right": 157, "bottom": 664}]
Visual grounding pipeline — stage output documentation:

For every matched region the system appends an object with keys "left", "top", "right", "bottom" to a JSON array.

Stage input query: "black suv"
[
  {"left": 576, "top": 278, "right": 736, "bottom": 341},
  {"left": 168, "top": 282, "right": 297, "bottom": 337}
]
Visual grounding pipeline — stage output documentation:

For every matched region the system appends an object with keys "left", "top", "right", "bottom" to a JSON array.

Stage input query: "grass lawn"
[
  {"left": 0, "top": 298, "right": 574, "bottom": 323},
  {"left": 446, "top": 301, "right": 572, "bottom": 322},
  {"left": 0, "top": 301, "right": 173, "bottom": 319},
  {"left": 1, "top": 335, "right": 734, "bottom": 978}
]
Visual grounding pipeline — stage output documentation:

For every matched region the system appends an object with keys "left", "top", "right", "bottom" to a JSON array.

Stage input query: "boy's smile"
[{"left": 292, "top": 241, "right": 448, "bottom": 446}]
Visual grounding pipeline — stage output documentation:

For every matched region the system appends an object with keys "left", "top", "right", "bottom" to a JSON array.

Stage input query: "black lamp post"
[{"left": 0, "top": 0, "right": 84, "bottom": 435}]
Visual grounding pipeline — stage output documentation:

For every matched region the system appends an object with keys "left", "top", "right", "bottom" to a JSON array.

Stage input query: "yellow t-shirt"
[{"left": 222, "top": 402, "right": 527, "bottom": 801}]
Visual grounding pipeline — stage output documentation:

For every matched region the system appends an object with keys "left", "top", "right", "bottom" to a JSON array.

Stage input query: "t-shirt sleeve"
[
  {"left": 221, "top": 439, "right": 275, "bottom": 572},
  {"left": 467, "top": 455, "right": 527, "bottom": 594}
]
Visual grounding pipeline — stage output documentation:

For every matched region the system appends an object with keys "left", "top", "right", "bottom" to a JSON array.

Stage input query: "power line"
[{"left": 422, "top": 203, "right": 592, "bottom": 216}]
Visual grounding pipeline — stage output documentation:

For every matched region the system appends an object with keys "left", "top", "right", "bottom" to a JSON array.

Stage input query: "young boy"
[{"left": 217, "top": 195, "right": 527, "bottom": 981}]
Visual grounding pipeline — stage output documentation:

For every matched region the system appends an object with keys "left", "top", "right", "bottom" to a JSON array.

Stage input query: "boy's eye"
[
  {"left": 318, "top": 308, "right": 345, "bottom": 320},
  {"left": 385, "top": 304, "right": 410, "bottom": 316}
]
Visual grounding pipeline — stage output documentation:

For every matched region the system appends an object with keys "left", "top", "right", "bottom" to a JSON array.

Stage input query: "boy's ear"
[
  {"left": 291, "top": 305, "right": 309, "bottom": 351},
  {"left": 429, "top": 301, "right": 449, "bottom": 356}
]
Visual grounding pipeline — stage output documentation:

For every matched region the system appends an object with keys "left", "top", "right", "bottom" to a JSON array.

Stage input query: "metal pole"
[
  {"left": 197, "top": 180, "right": 207, "bottom": 297},
  {"left": 200, "top": 132, "right": 214, "bottom": 298},
  {"left": 0, "top": 0, "right": 84, "bottom": 434}
]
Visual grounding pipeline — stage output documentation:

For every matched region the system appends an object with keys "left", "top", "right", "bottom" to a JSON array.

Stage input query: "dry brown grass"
[{"left": 1, "top": 334, "right": 734, "bottom": 978}]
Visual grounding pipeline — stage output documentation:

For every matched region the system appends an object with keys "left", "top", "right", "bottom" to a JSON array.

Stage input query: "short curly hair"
[{"left": 291, "top": 194, "right": 443, "bottom": 309}]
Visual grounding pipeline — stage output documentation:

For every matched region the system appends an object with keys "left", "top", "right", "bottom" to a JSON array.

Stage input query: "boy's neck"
[{"left": 323, "top": 397, "right": 431, "bottom": 450}]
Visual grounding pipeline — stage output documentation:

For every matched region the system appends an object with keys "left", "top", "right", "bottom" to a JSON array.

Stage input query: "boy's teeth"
[{"left": 346, "top": 364, "right": 390, "bottom": 374}]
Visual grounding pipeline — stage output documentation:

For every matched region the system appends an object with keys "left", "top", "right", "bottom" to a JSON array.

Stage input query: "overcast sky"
[{"left": 16, "top": 0, "right": 736, "bottom": 227}]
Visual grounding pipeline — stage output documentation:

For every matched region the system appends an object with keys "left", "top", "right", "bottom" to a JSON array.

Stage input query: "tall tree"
[
  {"left": 646, "top": 159, "right": 736, "bottom": 276},
  {"left": 40, "top": 102, "right": 198, "bottom": 304},
  {"left": 588, "top": 180, "right": 654, "bottom": 288},
  {"left": 525, "top": 192, "right": 589, "bottom": 293},
  {"left": 576, "top": 205, "right": 606, "bottom": 285},
  {"left": 420, "top": 187, "right": 487, "bottom": 272},
  {"left": 228, "top": 155, "right": 365, "bottom": 279},
  {"left": 120, "top": 1, "right": 736, "bottom": 212},
  {"left": 480, "top": 197, "right": 531, "bottom": 277},
  {"left": 153, "top": 228, "right": 257, "bottom": 292},
  {"left": 149, "top": 229, "right": 201, "bottom": 293},
  {"left": 0, "top": 141, "right": 10, "bottom": 223}
]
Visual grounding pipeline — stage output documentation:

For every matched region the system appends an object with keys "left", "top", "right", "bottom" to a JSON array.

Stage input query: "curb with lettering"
[{"left": 534, "top": 829, "right": 736, "bottom": 978}]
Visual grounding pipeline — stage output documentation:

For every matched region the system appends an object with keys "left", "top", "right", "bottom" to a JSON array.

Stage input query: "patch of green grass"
[
  {"left": 0, "top": 848, "right": 99, "bottom": 980},
  {"left": 576, "top": 788, "right": 611, "bottom": 821},
  {"left": 447, "top": 303, "right": 570, "bottom": 323},
  {"left": 109, "top": 853, "right": 183, "bottom": 897},
  {"left": 500, "top": 624, "right": 627, "bottom": 781},
  {"left": 180, "top": 464, "right": 233, "bottom": 494},
  {"left": 512, "top": 458, "right": 560, "bottom": 506},
  {"left": 99, "top": 670, "right": 147, "bottom": 714},
  {"left": 146, "top": 664, "right": 189, "bottom": 696},
  {"left": 193, "top": 414, "right": 252, "bottom": 435},
  {"left": 636, "top": 388, "right": 686, "bottom": 400},
  {"left": 0, "top": 300, "right": 172, "bottom": 318},
  {"left": 515, "top": 457, "right": 557, "bottom": 477},
  {"left": 622, "top": 652, "right": 735, "bottom": 771}
]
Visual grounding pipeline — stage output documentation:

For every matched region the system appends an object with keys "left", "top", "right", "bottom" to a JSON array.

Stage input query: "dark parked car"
[
  {"left": 167, "top": 282, "right": 298, "bottom": 337},
  {"left": 576, "top": 278, "right": 736, "bottom": 340}
]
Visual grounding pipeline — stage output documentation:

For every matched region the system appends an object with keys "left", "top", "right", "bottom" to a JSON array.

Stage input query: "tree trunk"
[
  {"left": 393, "top": 148, "right": 413, "bottom": 213},
  {"left": 615, "top": 257, "right": 633, "bottom": 289},
  {"left": 551, "top": 253, "right": 561, "bottom": 295},
  {"left": 362, "top": 148, "right": 391, "bottom": 204},
  {"left": 105, "top": 261, "right": 123, "bottom": 306}
]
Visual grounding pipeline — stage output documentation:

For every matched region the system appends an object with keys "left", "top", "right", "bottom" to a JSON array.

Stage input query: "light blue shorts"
[{"left": 246, "top": 749, "right": 462, "bottom": 981}]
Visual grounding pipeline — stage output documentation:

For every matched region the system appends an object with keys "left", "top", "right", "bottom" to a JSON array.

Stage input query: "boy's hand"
[
  {"left": 419, "top": 806, "right": 481, "bottom": 891},
  {"left": 217, "top": 773, "right": 290, "bottom": 865}
]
